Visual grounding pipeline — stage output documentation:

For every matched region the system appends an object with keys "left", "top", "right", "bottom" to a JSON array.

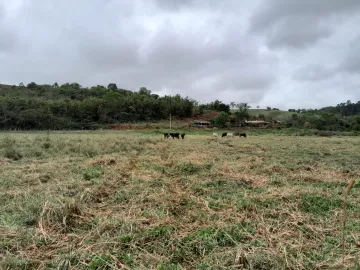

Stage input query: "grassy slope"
[
  {"left": 1, "top": 131, "right": 360, "bottom": 269},
  {"left": 230, "top": 109, "right": 298, "bottom": 121},
  {"left": 249, "top": 109, "right": 297, "bottom": 118}
]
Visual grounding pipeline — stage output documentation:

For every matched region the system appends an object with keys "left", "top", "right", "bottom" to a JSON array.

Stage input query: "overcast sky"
[{"left": 1, "top": 0, "right": 360, "bottom": 109}]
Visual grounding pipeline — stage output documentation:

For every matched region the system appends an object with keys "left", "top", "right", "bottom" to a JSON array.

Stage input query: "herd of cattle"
[
  {"left": 217, "top": 132, "right": 247, "bottom": 138},
  {"left": 163, "top": 132, "right": 186, "bottom": 139},
  {"left": 163, "top": 132, "right": 247, "bottom": 139}
]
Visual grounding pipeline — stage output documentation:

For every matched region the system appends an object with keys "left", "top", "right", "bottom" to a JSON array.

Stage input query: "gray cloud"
[
  {"left": 0, "top": 3, "right": 17, "bottom": 53},
  {"left": 265, "top": 17, "right": 332, "bottom": 49},
  {"left": 154, "top": 0, "right": 196, "bottom": 11},
  {"left": 250, "top": 0, "right": 360, "bottom": 49},
  {"left": 0, "top": 0, "right": 360, "bottom": 109},
  {"left": 338, "top": 36, "right": 360, "bottom": 74},
  {"left": 0, "top": 27, "right": 16, "bottom": 53},
  {"left": 293, "top": 65, "right": 336, "bottom": 82}
]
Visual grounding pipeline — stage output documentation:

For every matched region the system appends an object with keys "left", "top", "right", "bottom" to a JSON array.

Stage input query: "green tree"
[
  {"left": 213, "top": 112, "right": 230, "bottom": 128},
  {"left": 107, "top": 83, "right": 118, "bottom": 91},
  {"left": 234, "top": 103, "right": 250, "bottom": 121},
  {"left": 70, "top": 82, "right": 81, "bottom": 89},
  {"left": 139, "top": 87, "right": 151, "bottom": 95},
  {"left": 27, "top": 82, "right": 38, "bottom": 89}
]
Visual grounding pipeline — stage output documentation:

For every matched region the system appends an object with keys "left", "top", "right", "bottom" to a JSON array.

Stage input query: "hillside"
[{"left": 248, "top": 109, "right": 298, "bottom": 121}]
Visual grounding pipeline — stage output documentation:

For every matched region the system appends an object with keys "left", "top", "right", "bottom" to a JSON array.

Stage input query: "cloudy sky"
[{"left": 1, "top": 0, "right": 360, "bottom": 109}]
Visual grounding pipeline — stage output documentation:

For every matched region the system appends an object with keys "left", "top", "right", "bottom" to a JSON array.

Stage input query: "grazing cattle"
[
  {"left": 239, "top": 132, "right": 247, "bottom": 138},
  {"left": 181, "top": 133, "right": 185, "bottom": 139},
  {"left": 222, "top": 132, "right": 234, "bottom": 137},
  {"left": 213, "top": 132, "right": 219, "bottom": 137},
  {"left": 163, "top": 133, "right": 170, "bottom": 139},
  {"left": 170, "top": 133, "right": 180, "bottom": 139}
]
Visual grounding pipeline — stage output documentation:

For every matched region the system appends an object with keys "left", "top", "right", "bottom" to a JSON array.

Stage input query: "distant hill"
[{"left": 230, "top": 109, "right": 298, "bottom": 121}]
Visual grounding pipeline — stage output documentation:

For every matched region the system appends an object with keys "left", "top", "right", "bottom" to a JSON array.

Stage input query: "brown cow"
[{"left": 239, "top": 133, "right": 247, "bottom": 138}]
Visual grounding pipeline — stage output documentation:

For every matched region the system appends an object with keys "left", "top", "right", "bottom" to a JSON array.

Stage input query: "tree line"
[
  {"left": 286, "top": 100, "right": 360, "bottom": 131},
  {"left": 0, "top": 82, "right": 234, "bottom": 130},
  {"left": 0, "top": 82, "right": 359, "bottom": 131}
]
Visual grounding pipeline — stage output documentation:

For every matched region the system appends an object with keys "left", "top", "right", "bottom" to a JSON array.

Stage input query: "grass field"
[
  {"left": 1, "top": 131, "right": 360, "bottom": 269},
  {"left": 247, "top": 109, "right": 297, "bottom": 121}
]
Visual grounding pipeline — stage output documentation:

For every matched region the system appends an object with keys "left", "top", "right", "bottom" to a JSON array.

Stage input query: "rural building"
[{"left": 193, "top": 120, "right": 212, "bottom": 127}]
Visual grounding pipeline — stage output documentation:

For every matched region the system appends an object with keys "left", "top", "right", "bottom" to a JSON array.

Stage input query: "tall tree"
[{"left": 107, "top": 83, "right": 118, "bottom": 91}]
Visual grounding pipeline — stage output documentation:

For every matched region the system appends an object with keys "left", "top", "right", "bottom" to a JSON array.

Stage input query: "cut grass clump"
[
  {"left": 2, "top": 138, "right": 23, "bottom": 160},
  {"left": 157, "top": 261, "right": 182, "bottom": 270},
  {"left": 42, "top": 142, "right": 51, "bottom": 149},
  {"left": 174, "top": 162, "right": 213, "bottom": 176},
  {"left": 176, "top": 162, "right": 202, "bottom": 175},
  {"left": 38, "top": 200, "right": 91, "bottom": 233},
  {"left": 300, "top": 193, "right": 343, "bottom": 216},
  {"left": 4, "top": 147, "right": 23, "bottom": 160},
  {"left": 172, "top": 223, "right": 255, "bottom": 263},
  {"left": 245, "top": 252, "right": 284, "bottom": 270},
  {"left": 1, "top": 193, "right": 44, "bottom": 227},
  {"left": 114, "top": 190, "right": 129, "bottom": 203},
  {"left": 88, "top": 255, "right": 111, "bottom": 270},
  {"left": 82, "top": 166, "right": 103, "bottom": 181},
  {"left": 0, "top": 256, "right": 36, "bottom": 270}
]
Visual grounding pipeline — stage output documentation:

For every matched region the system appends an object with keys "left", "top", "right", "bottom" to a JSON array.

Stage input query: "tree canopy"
[{"left": 0, "top": 82, "right": 360, "bottom": 131}]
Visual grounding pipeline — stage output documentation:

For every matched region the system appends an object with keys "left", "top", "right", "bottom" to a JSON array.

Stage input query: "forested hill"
[
  {"left": 283, "top": 100, "right": 360, "bottom": 131},
  {"left": 1, "top": 82, "right": 360, "bottom": 131},
  {"left": 0, "top": 82, "right": 229, "bottom": 130},
  {"left": 317, "top": 100, "right": 360, "bottom": 116}
]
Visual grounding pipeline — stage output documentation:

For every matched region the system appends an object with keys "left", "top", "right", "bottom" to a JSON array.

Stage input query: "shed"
[{"left": 194, "top": 120, "right": 212, "bottom": 127}]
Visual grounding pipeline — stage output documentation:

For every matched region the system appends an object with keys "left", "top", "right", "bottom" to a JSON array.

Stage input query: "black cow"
[
  {"left": 163, "top": 133, "right": 170, "bottom": 139},
  {"left": 239, "top": 133, "right": 247, "bottom": 138},
  {"left": 222, "top": 132, "right": 228, "bottom": 138},
  {"left": 170, "top": 133, "right": 180, "bottom": 139},
  {"left": 181, "top": 133, "right": 185, "bottom": 139}
]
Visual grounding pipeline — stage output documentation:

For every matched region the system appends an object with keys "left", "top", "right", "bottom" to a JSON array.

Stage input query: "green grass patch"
[{"left": 299, "top": 193, "right": 343, "bottom": 216}]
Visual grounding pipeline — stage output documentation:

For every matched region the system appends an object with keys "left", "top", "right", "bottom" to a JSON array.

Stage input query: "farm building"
[{"left": 193, "top": 120, "right": 212, "bottom": 127}]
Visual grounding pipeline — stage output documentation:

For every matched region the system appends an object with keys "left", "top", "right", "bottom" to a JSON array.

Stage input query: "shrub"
[{"left": 213, "top": 112, "right": 230, "bottom": 128}]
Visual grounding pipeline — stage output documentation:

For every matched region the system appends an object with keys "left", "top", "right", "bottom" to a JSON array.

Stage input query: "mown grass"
[{"left": 0, "top": 131, "right": 359, "bottom": 269}]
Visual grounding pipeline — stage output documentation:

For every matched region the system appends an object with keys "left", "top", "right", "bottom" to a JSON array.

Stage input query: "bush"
[
  {"left": 213, "top": 112, "right": 230, "bottom": 128},
  {"left": 352, "top": 124, "right": 360, "bottom": 131}
]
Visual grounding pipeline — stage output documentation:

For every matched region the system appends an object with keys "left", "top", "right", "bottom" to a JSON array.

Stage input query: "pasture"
[
  {"left": 231, "top": 109, "right": 298, "bottom": 122},
  {"left": 1, "top": 131, "right": 360, "bottom": 269}
]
